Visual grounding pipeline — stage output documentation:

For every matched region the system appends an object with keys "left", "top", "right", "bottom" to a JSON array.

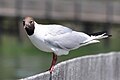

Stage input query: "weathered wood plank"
[{"left": 20, "top": 52, "right": 120, "bottom": 80}]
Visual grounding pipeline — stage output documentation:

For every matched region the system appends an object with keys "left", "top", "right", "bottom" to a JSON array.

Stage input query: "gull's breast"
[{"left": 29, "top": 35, "right": 53, "bottom": 52}]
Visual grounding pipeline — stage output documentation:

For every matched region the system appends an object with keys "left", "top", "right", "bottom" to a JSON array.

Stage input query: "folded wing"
[{"left": 44, "top": 31, "right": 92, "bottom": 55}]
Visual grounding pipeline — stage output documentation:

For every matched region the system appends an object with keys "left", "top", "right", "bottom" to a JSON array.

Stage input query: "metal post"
[
  {"left": 45, "top": 0, "right": 52, "bottom": 23},
  {"left": 0, "top": 16, "right": 3, "bottom": 45},
  {"left": 83, "top": 21, "right": 93, "bottom": 34},
  {"left": 15, "top": 0, "right": 22, "bottom": 42},
  {"left": 104, "top": 0, "right": 113, "bottom": 47},
  {"left": 14, "top": 0, "right": 22, "bottom": 79},
  {"left": 74, "top": 0, "right": 81, "bottom": 27}
]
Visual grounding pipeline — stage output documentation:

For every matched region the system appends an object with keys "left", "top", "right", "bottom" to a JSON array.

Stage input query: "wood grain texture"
[{"left": 20, "top": 52, "right": 120, "bottom": 80}]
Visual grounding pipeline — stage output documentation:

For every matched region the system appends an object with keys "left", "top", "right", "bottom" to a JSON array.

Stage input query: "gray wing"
[
  {"left": 44, "top": 31, "right": 90, "bottom": 50},
  {"left": 43, "top": 24, "right": 72, "bottom": 36}
]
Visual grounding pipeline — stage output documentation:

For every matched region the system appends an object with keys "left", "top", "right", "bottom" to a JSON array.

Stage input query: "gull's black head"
[{"left": 23, "top": 17, "right": 35, "bottom": 36}]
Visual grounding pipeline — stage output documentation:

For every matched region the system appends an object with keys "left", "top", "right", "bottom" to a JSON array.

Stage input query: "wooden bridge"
[
  {"left": 0, "top": 0, "right": 120, "bottom": 23},
  {"left": 0, "top": 0, "right": 118, "bottom": 44}
]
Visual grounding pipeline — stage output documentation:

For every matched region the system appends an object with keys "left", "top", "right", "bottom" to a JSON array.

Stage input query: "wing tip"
[{"left": 89, "top": 31, "right": 112, "bottom": 38}]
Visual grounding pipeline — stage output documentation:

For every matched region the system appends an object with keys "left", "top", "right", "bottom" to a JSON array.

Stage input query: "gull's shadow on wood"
[{"left": 49, "top": 72, "right": 52, "bottom": 80}]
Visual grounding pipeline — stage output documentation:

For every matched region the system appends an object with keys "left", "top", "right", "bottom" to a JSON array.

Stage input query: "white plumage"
[
  {"left": 23, "top": 17, "right": 111, "bottom": 72},
  {"left": 28, "top": 21, "right": 108, "bottom": 56}
]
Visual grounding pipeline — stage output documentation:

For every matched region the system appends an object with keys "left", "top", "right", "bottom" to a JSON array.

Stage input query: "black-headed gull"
[{"left": 23, "top": 17, "right": 111, "bottom": 73}]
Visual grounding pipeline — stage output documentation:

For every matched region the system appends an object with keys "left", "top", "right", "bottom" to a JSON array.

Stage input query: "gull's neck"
[{"left": 34, "top": 21, "right": 42, "bottom": 26}]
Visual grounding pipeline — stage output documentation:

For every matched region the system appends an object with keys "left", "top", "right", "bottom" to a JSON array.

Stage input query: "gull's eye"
[
  {"left": 30, "top": 21, "right": 33, "bottom": 24},
  {"left": 23, "top": 21, "right": 25, "bottom": 26}
]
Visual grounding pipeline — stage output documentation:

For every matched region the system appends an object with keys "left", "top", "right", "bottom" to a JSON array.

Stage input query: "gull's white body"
[{"left": 28, "top": 22, "right": 108, "bottom": 56}]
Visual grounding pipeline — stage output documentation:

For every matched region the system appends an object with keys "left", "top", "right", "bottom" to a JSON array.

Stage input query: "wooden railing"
[{"left": 20, "top": 52, "right": 120, "bottom": 80}]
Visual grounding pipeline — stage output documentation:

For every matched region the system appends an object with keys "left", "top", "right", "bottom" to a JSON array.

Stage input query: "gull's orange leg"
[{"left": 49, "top": 53, "right": 57, "bottom": 73}]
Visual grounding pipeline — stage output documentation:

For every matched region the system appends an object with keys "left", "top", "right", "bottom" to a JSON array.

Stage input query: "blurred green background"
[{"left": 0, "top": 0, "right": 120, "bottom": 80}]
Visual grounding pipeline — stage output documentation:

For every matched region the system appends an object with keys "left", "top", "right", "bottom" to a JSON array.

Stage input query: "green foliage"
[
  {"left": 0, "top": 34, "right": 120, "bottom": 80},
  {"left": 1, "top": 34, "right": 120, "bottom": 58}
]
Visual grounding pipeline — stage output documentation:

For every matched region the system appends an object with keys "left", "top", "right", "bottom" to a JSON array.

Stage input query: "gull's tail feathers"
[
  {"left": 82, "top": 31, "right": 112, "bottom": 46},
  {"left": 90, "top": 31, "right": 112, "bottom": 40}
]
